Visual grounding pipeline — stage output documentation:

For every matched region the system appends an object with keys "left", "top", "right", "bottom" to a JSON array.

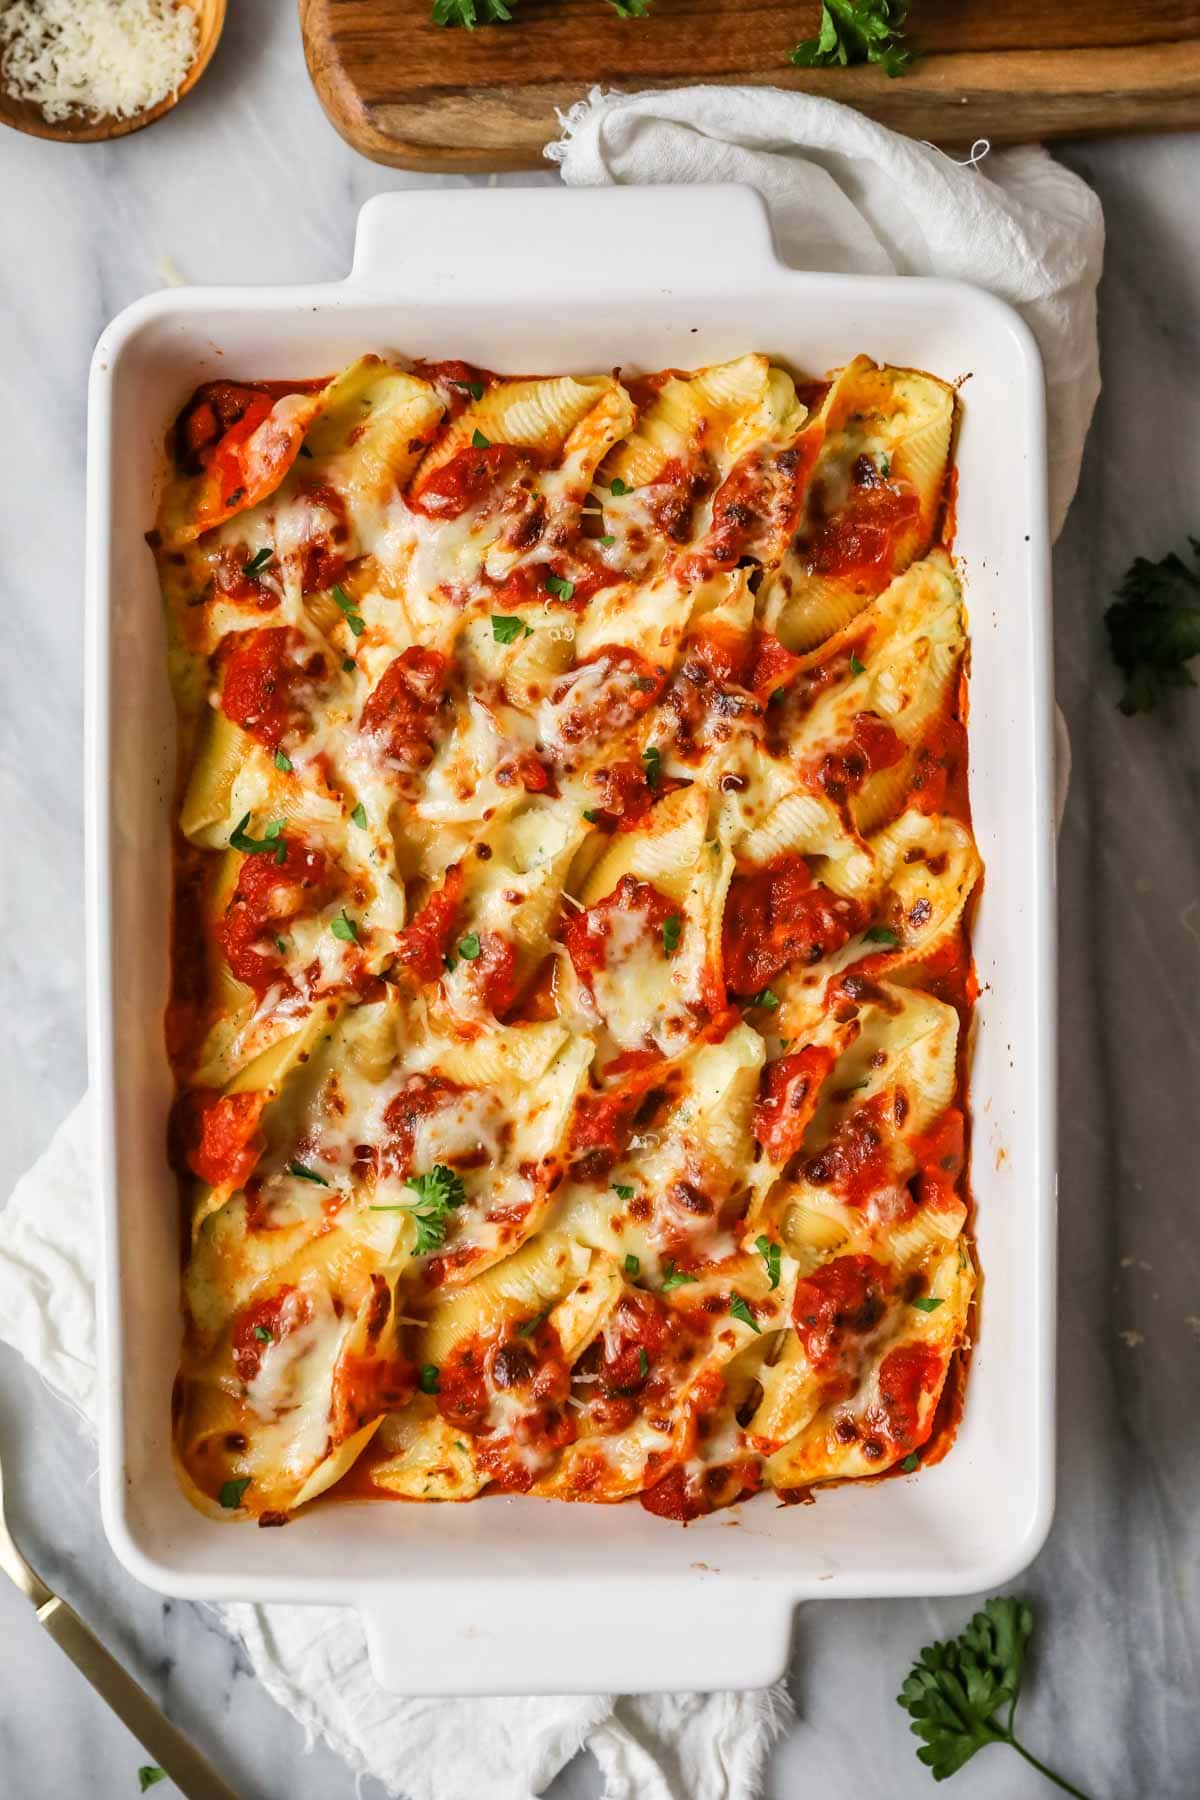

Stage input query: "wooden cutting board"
[{"left": 299, "top": 0, "right": 1200, "bottom": 173}]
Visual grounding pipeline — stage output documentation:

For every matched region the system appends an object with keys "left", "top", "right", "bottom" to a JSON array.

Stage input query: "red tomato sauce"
[
  {"left": 219, "top": 626, "right": 326, "bottom": 751},
  {"left": 806, "top": 461, "right": 920, "bottom": 585},
  {"left": 412, "top": 444, "right": 537, "bottom": 520},
  {"left": 588, "top": 758, "right": 655, "bottom": 829},
  {"left": 359, "top": 647, "right": 449, "bottom": 770},
  {"left": 550, "top": 647, "right": 667, "bottom": 748},
  {"left": 810, "top": 713, "right": 905, "bottom": 805},
  {"left": 466, "top": 931, "right": 519, "bottom": 1016},
  {"left": 801, "top": 1093, "right": 896, "bottom": 1208},
  {"left": 872, "top": 1342, "right": 943, "bottom": 1448},
  {"left": 231, "top": 1287, "right": 300, "bottom": 1384},
  {"left": 218, "top": 837, "right": 331, "bottom": 997},
  {"left": 753, "top": 1044, "right": 838, "bottom": 1164},
  {"left": 394, "top": 866, "right": 463, "bottom": 983},
  {"left": 561, "top": 874, "right": 675, "bottom": 986},
  {"left": 373, "top": 1072, "right": 465, "bottom": 1177},
  {"left": 722, "top": 855, "right": 867, "bottom": 995},
  {"left": 181, "top": 1088, "right": 265, "bottom": 1190},
  {"left": 792, "top": 1254, "right": 891, "bottom": 1371}
]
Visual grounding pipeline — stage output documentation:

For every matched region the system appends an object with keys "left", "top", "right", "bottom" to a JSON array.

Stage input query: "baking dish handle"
[
  {"left": 360, "top": 1582, "right": 793, "bottom": 1695},
  {"left": 349, "top": 184, "right": 781, "bottom": 294}
]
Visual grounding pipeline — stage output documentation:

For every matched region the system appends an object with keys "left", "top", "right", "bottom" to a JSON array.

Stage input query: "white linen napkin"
[{"left": 0, "top": 89, "right": 1100, "bottom": 1799}]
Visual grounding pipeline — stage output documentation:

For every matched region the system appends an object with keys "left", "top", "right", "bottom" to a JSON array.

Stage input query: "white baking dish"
[{"left": 85, "top": 185, "right": 1056, "bottom": 1696}]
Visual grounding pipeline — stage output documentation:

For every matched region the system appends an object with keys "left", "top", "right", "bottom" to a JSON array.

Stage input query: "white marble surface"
[{"left": 1, "top": 3, "right": 1198, "bottom": 1795}]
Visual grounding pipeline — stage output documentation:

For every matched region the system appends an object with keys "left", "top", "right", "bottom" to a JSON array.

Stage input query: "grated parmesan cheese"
[{"left": 0, "top": 0, "right": 197, "bottom": 124}]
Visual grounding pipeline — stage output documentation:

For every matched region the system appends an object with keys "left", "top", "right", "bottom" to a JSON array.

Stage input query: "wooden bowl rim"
[{"left": 0, "top": 0, "right": 226, "bottom": 145}]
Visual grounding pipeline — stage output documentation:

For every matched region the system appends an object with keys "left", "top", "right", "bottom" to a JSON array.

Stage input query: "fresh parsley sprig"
[
  {"left": 898, "top": 1597, "right": 1093, "bottom": 1796},
  {"left": 230, "top": 813, "right": 288, "bottom": 865},
  {"left": 432, "top": 0, "right": 514, "bottom": 25},
  {"left": 371, "top": 1163, "right": 467, "bottom": 1255},
  {"left": 1104, "top": 534, "right": 1200, "bottom": 714},
  {"left": 792, "top": 0, "right": 913, "bottom": 79}
]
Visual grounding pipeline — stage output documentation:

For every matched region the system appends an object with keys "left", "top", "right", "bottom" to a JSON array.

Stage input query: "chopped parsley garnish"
[
  {"left": 642, "top": 744, "right": 662, "bottom": 790},
  {"left": 660, "top": 1261, "right": 696, "bottom": 1292},
  {"left": 398, "top": 1163, "right": 468, "bottom": 1254},
  {"left": 454, "top": 378, "right": 486, "bottom": 400},
  {"left": 583, "top": 808, "right": 602, "bottom": 823},
  {"left": 661, "top": 914, "right": 681, "bottom": 957},
  {"left": 274, "top": 936, "right": 287, "bottom": 955},
  {"left": 900, "top": 1452, "right": 921, "bottom": 1474},
  {"left": 343, "top": 658, "right": 356, "bottom": 674},
  {"left": 791, "top": 0, "right": 914, "bottom": 80},
  {"left": 253, "top": 1324, "right": 272, "bottom": 1343},
  {"left": 350, "top": 801, "right": 368, "bottom": 829},
  {"left": 879, "top": 453, "right": 891, "bottom": 478},
  {"left": 755, "top": 1234, "right": 781, "bottom": 1290},
  {"left": 230, "top": 813, "right": 287, "bottom": 865},
  {"left": 331, "top": 910, "right": 359, "bottom": 943},
  {"left": 849, "top": 650, "right": 867, "bottom": 676},
  {"left": 138, "top": 1767, "right": 168, "bottom": 1792},
  {"left": 750, "top": 987, "right": 779, "bottom": 1011},
  {"left": 242, "top": 546, "right": 273, "bottom": 578},
  {"left": 609, "top": 477, "right": 631, "bottom": 496},
  {"left": 418, "top": 1364, "right": 441, "bottom": 1395},
  {"left": 865, "top": 924, "right": 899, "bottom": 946},
  {"left": 612, "top": 1182, "right": 635, "bottom": 1200},
  {"left": 331, "top": 583, "right": 365, "bottom": 637},
  {"left": 730, "top": 1292, "right": 761, "bottom": 1333},
  {"left": 288, "top": 1161, "right": 328, "bottom": 1186},
  {"left": 545, "top": 573, "right": 575, "bottom": 602},
  {"left": 218, "top": 1477, "right": 251, "bottom": 1509},
  {"left": 1105, "top": 533, "right": 1200, "bottom": 713},
  {"left": 432, "top": 0, "right": 514, "bottom": 26},
  {"left": 911, "top": 1295, "right": 944, "bottom": 1313},
  {"left": 624, "top": 1253, "right": 640, "bottom": 1276},
  {"left": 599, "top": 533, "right": 616, "bottom": 547},
  {"left": 274, "top": 748, "right": 293, "bottom": 772},
  {"left": 491, "top": 614, "right": 525, "bottom": 644},
  {"left": 638, "top": 1347, "right": 650, "bottom": 1378},
  {"left": 518, "top": 1309, "right": 548, "bottom": 1337},
  {"left": 897, "top": 1597, "right": 1090, "bottom": 1796},
  {"left": 471, "top": 427, "right": 491, "bottom": 449},
  {"left": 610, "top": 0, "right": 654, "bottom": 13},
  {"left": 457, "top": 932, "right": 482, "bottom": 960}
]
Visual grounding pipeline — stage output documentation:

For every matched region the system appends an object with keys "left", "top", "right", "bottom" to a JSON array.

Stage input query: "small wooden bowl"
[{"left": 0, "top": 0, "right": 225, "bottom": 144}]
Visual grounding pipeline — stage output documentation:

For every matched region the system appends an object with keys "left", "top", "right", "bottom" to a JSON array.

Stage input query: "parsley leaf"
[
  {"left": 624, "top": 1252, "right": 640, "bottom": 1277},
  {"left": 730, "top": 1292, "right": 761, "bottom": 1333},
  {"left": 612, "top": 1182, "right": 635, "bottom": 1200},
  {"left": 755, "top": 1234, "right": 781, "bottom": 1290},
  {"left": 1105, "top": 534, "right": 1200, "bottom": 714},
  {"left": 491, "top": 614, "right": 525, "bottom": 644},
  {"left": 518, "top": 1309, "right": 548, "bottom": 1337},
  {"left": 230, "top": 813, "right": 288, "bottom": 866},
  {"left": 750, "top": 987, "right": 779, "bottom": 1011},
  {"left": 599, "top": 533, "right": 616, "bottom": 547},
  {"left": 660, "top": 1260, "right": 697, "bottom": 1292},
  {"left": 432, "top": 0, "right": 515, "bottom": 24},
  {"left": 791, "top": 0, "right": 914, "bottom": 79},
  {"left": 900, "top": 1451, "right": 921, "bottom": 1473},
  {"left": 218, "top": 1477, "right": 251, "bottom": 1509},
  {"left": 638, "top": 1346, "right": 650, "bottom": 1377},
  {"left": 471, "top": 427, "right": 492, "bottom": 449},
  {"left": 138, "top": 1768, "right": 168, "bottom": 1792},
  {"left": 642, "top": 744, "right": 662, "bottom": 790},
  {"left": 609, "top": 0, "right": 654, "bottom": 12},
  {"left": 609, "top": 477, "right": 631, "bottom": 496},
  {"left": 849, "top": 650, "right": 867, "bottom": 676},
  {"left": 288, "top": 1161, "right": 328, "bottom": 1186},
  {"left": 242, "top": 546, "right": 273, "bottom": 578},
  {"left": 454, "top": 378, "right": 486, "bottom": 400},
  {"left": 457, "top": 932, "right": 482, "bottom": 960},
  {"left": 343, "top": 657, "right": 356, "bottom": 674},
  {"left": 661, "top": 914, "right": 681, "bottom": 957},
  {"left": 912, "top": 1295, "right": 944, "bottom": 1313},
  {"left": 865, "top": 924, "right": 899, "bottom": 946},
  {"left": 350, "top": 801, "right": 368, "bottom": 829},
  {"left": 545, "top": 573, "right": 575, "bottom": 601},
  {"left": 403, "top": 1163, "right": 467, "bottom": 1254},
  {"left": 253, "top": 1324, "right": 272, "bottom": 1343},
  {"left": 419, "top": 1364, "right": 440, "bottom": 1395},
  {"left": 897, "top": 1597, "right": 1090, "bottom": 1795},
  {"left": 331, "top": 910, "right": 359, "bottom": 943},
  {"left": 274, "top": 748, "right": 292, "bottom": 772},
  {"left": 583, "top": 808, "right": 602, "bottom": 823},
  {"left": 331, "top": 583, "right": 365, "bottom": 637},
  {"left": 274, "top": 936, "right": 287, "bottom": 955}
]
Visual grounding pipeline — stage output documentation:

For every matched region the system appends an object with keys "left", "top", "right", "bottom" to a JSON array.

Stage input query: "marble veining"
[{"left": 0, "top": 1, "right": 1197, "bottom": 1793}]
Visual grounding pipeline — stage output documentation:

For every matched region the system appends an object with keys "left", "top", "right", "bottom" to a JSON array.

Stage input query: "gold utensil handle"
[{"left": 36, "top": 1593, "right": 240, "bottom": 1800}]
